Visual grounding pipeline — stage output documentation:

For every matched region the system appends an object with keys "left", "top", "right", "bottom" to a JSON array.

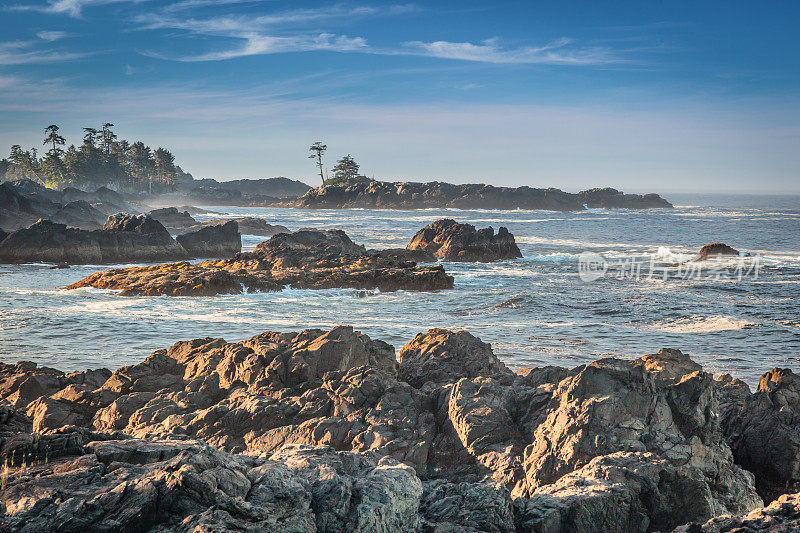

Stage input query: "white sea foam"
[{"left": 641, "top": 315, "right": 756, "bottom": 333}]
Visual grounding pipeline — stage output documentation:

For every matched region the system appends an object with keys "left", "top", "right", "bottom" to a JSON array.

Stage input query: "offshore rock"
[
  {"left": 288, "top": 180, "right": 673, "bottom": 211},
  {"left": 64, "top": 228, "right": 453, "bottom": 296},
  {"left": 697, "top": 242, "right": 742, "bottom": 260},
  {"left": 578, "top": 187, "right": 674, "bottom": 209},
  {"left": 176, "top": 220, "right": 241, "bottom": 258},
  {"left": 406, "top": 219, "right": 522, "bottom": 262},
  {"left": 0, "top": 216, "right": 188, "bottom": 264}
]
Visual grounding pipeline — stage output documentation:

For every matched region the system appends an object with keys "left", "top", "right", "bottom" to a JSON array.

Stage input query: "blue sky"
[{"left": 0, "top": 1, "right": 798, "bottom": 192}]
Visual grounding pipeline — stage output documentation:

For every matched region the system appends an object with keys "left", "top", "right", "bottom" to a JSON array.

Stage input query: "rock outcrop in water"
[
  {"left": 2, "top": 326, "right": 795, "bottom": 531},
  {"left": 406, "top": 219, "right": 522, "bottom": 262},
  {"left": 65, "top": 228, "right": 453, "bottom": 296},
  {"left": 176, "top": 220, "right": 242, "bottom": 258},
  {"left": 697, "top": 242, "right": 742, "bottom": 260},
  {"left": 0, "top": 215, "right": 189, "bottom": 264},
  {"left": 288, "top": 181, "right": 673, "bottom": 211}
]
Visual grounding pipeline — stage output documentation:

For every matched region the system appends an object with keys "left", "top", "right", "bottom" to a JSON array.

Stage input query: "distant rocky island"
[{"left": 287, "top": 181, "right": 673, "bottom": 211}]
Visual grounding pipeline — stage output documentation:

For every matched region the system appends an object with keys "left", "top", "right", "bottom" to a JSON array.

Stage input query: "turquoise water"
[{"left": 1, "top": 193, "right": 798, "bottom": 387}]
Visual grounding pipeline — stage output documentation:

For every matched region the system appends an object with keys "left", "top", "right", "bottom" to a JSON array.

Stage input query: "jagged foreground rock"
[
  {"left": 1, "top": 327, "right": 798, "bottom": 531},
  {"left": 65, "top": 229, "right": 453, "bottom": 296}
]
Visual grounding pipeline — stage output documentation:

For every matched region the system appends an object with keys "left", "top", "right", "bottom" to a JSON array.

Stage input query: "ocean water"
[{"left": 1, "top": 193, "right": 798, "bottom": 387}]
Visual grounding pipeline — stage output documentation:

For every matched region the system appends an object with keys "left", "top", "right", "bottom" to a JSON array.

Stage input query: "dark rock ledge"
[{"left": 0, "top": 327, "right": 798, "bottom": 531}]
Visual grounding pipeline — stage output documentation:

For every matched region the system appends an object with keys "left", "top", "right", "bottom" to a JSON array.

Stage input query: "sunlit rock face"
[{"left": 0, "top": 328, "right": 785, "bottom": 531}]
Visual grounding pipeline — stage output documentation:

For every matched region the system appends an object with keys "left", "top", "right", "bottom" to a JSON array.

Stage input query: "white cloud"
[
  {"left": 9, "top": 0, "right": 151, "bottom": 18},
  {"left": 136, "top": 5, "right": 415, "bottom": 33},
  {"left": 173, "top": 33, "right": 368, "bottom": 61},
  {"left": 402, "top": 37, "right": 620, "bottom": 65},
  {"left": 36, "top": 30, "right": 70, "bottom": 41},
  {"left": 0, "top": 40, "right": 89, "bottom": 65}
]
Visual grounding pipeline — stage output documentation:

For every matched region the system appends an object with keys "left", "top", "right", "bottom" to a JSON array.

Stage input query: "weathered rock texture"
[
  {"left": 65, "top": 228, "right": 453, "bottom": 296},
  {"left": 288, "top": 181, "right": 673, "bottom": 211},
  {"left": 724, "top": 367, "right": 800, "bottom": 503},
  {"left": 176, "top": 220, "right": 241, "bottom": 258},
  {"left": 0, "top": 215, "right": 189, "bottom": 264},
  {"left": 674, "top": 492, "right": 800, "bottom": 532},
  {"left": 0, "top": 327, "right": 786, "bottom": 531},
  {"left": 406, "top": 219, "right": 522, "bottom": 262}
]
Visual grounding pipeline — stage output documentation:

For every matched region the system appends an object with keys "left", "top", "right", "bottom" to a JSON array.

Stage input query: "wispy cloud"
[
  {"left": 9, "top": 0, "right": 151, "bottom": 18},
  {"left": 401, "top": 37, "right": 621, "bottom": 65},
  {"left": 0, "top": 39, "right": 89, "bottom": 65},
  {"left": 36, "top": 30, "right": 70, "bottom": 41},
  {"left": 170, "top": 33, "right": 367, "bottom": 62},
  {"left": 136, "top": 4, "right": 417, "bottom": 33}
]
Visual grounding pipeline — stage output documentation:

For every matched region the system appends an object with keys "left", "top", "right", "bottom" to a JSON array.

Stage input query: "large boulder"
[
  {"left": 398, "top": 328, "right": 514, "bottom": 388},
  {"left": 254, "top": 229, "right": 366, "bottom": 266},
  {"left": 0, "top": 215, "right": 188, "bottom": 264},
  {"left": 406, "top": 219, "right": 522, "bottom": 262},
  {"left": 176, "top": 220, "right": 241, "bottom": 258}
]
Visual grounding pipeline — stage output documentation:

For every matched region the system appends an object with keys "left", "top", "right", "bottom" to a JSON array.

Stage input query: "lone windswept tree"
[
  {"left": 308, "top": 141, "right": 327, "bottom": 185},
  {"left": 43, "top": 125, "right": 65, "bottom": 157}
]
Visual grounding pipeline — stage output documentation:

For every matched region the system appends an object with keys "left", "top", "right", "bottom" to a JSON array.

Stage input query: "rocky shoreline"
[
  {"left": 0, "top": 326, "right": 798, "bottom": 531},
  {"left": 287, "top": 182, "right": 673, "bottom": 211}
]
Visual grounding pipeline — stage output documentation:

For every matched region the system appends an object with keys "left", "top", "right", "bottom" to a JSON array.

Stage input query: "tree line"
[{"left": 0, "top": 124, "right": 190, "bottom": 193}]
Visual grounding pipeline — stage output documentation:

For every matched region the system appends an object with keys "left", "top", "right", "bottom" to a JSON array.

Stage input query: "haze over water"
[{"left": 1, "top": 193, "right": 798, "bottom": 388}]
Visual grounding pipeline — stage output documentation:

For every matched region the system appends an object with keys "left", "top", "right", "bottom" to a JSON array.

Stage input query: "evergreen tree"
[{"left": 326, "top": 154, "right": 372, "bottom": 186}]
